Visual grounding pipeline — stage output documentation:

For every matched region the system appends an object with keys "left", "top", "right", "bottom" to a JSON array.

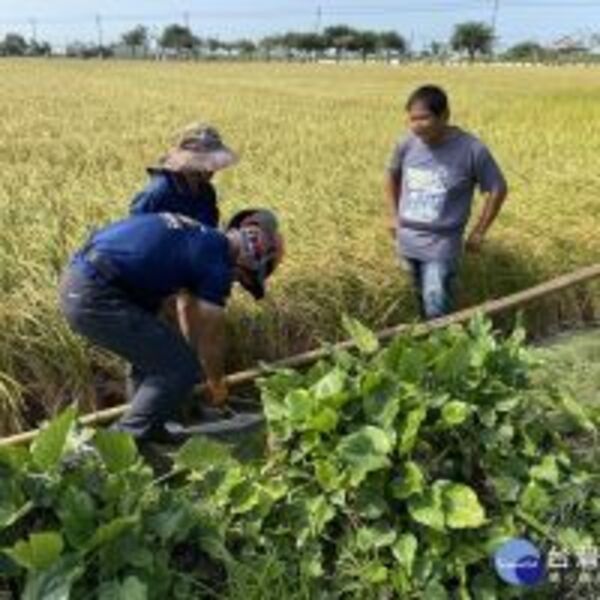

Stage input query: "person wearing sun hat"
[
  {"left": 59, "top": 208, "right": 283, "bottom": 443},
  {"left": 129, "top": 122, "right": 238, "bottom": 226},
  {"left": 128, "top": 123, "right": 239, "bottom": 389}
]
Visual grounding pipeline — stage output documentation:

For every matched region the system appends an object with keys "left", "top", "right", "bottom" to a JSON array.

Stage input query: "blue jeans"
[
  {"left": 405, "top": 258, "right": 457, "bottom": 320},
  {"left": 59, "top": 265, "right": 201, "bottom": 440}
]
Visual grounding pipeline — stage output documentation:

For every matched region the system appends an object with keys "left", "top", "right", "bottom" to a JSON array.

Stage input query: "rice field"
[{"left": 0, "top": 59, "right": 599, "bottom": 434}]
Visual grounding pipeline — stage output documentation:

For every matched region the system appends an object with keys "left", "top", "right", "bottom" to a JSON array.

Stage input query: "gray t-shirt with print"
[{"left": 387, "top": 128, "right": 506, "bottom": 261}]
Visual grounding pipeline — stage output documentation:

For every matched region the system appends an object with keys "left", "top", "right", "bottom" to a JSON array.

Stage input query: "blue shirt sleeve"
[
  {"left": 129, "top": 173, "right": 173, "bottom": 215},
  {"left": 187, "top": 231, "right": 233, "bottom": 307}
]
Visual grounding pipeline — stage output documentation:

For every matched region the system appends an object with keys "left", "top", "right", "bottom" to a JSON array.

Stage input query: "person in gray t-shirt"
[{"left": 385, "top": 84, "right": 508, "bottom": 319}]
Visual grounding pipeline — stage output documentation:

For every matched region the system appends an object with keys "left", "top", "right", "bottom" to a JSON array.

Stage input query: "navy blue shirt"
[
  {"left": 73, "top": 213, "right": 233, "bottom": 308},
  {"left": 129, "top": 170, "right": 219, "bottom": 227}
]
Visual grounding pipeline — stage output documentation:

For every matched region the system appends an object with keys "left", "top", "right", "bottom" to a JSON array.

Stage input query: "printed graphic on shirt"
[
  {"left": 402, "top": 166, "right": 449, "bottom": 223},
  {"left": 159, "top": 212, "right": 203, "bottom": 230}
]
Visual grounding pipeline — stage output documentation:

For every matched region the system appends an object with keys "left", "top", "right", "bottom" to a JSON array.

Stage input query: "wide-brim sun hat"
[{"left": 152, "top": 123, "right": 239, "bottom": 174}]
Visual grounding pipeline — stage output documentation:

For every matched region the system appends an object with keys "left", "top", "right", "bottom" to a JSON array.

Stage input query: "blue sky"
[{"left": 1, "top": 1, "right": 598, "bottom": 50}]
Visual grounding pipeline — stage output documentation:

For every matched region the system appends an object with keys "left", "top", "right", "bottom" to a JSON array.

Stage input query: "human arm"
[
  {"left": 385, "top": 139, "right": 406, "bottom": 239},
  {"left": 466, "top": 145, "right": 508, "bottom": 253},
  {"left": 466, "top": 188, "right": 507, "bottom": 252},
  {"left": 177, "top": 293, "right": 228, "bottom": 405},
  {"left": 385, "top": 170, "right": 401, "bottom": 238}
]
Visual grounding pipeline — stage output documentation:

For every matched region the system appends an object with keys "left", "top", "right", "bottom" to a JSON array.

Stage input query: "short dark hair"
[{"left": 405, "top": 85, "right": 449, "bottom": 117}]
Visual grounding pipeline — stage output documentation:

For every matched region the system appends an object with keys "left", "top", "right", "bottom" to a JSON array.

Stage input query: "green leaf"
[
  {"left": 424, "top": 580, "right": 449, "bottom": 600},
  {"left": 22, "top": 556, "right": 83, "bottom": 600},
  {"left": 286, "top": 389, "right": 315, "bottom": 426},
  {"left": 361, "top": 373, "right": 401, "bottom": 430},
  {"left": 408, "top": 485, "right": 445, "bottom": 532},
  {"left": 174, "top": 436, "right": 234, "bottom": 472},
  {"left": 307, "top": 495, "right": 335, "bottom": 537},
  {"left": 491, "top": 476, "right": 521, "bottom": 502},
  {"left": 0, "top": 445, "right": 29, "bottom": 470},
  {"left": 342, "top": 314, "right": 379, "bottom": 354},
  {"left": 519, "top": 482, "right": 551, "bottom": 516},
  {"left": 530, "top": 455, "right": 560, "bottom": 486},
  {"left": 441, "top": 401, "right": 470, "bottom": 427},
  {"left": 94, "top": 429, "right": 138, "bottom": 473},
  {"left": 5, "top": 531, "right": 64, "bottom": 571},
  {"left": 338, "top": 426, "right": 393, "bottom": 461},
  {"left": 363, "top": 562, "right": 388, "bottom": 584},
  {"left": 471, "top": 573, "right": 498, "bottom": 600},
  {"left": 86, "top": 516, "right": 138, "bottom": 552},
  {"left": 443, "top": 484, "right": 486, "bottom": 529},
  {"left": 355, "top": 483, "right": 388, "bottom": 519},
  {"left": 391, "top": 533, "right": 418, "bottom": 575},
  {"left": 558, "top": 393, "right": 596, "bottom": 433},
  {"left": 57, "top": 488, "right": 96, "bottom": 549},
  {"left": 356, "top": 524, "right": 396, "bottom": 552},
  {"left": 557, "top": 528, "right": 594, "bottom": 553},
  {"left": 99, "top": 576, "right": 148, "bottom": 600},
  {"left": 337, "top": 426, "right": 392, "bottom": 484},
  {"left": 150, "top": 504, "right": 194, "bottom": 543},
  {"left": 314, "top": 460, "right": 342, "bottom": 492},
  {"left": 230, "top": 481, "right": 261, "bottom": 515},
  {"left": 121, "top": 576, "right": 147, "bottom": 600},
  {"left": 307, "top": 407, "right": 339, "bottom": 433},
  {"left": 390, "top": 461, "right": 424, "bottom": 500},
  {"left": 312, "top": 368, "right": 346, "bottom": 403},
  {"left": 397, "top": 407, "right": 426, "bottom": 456},
  {"left": 31, "top": 407, "right": 76, "bottom": 470}
]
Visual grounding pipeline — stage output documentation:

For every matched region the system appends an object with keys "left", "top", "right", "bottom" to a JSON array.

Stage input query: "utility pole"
[
  {"left": 29, "top": 18, "right": 37, "bottom": 44},
  {"left": 95, "top": 14, "right": 103, "bottom": 48},
  {"left": 315, "top": 5, "right": 322, "bottom": 34},
  {"left": 491, "top": 0, "right": 500, "bottom": 54},
  {"left": 183, "top": 11, "right": 190, "bottom": 30},
  {"left": 491, "top": 0, "right": 500, "bottom": 36}
]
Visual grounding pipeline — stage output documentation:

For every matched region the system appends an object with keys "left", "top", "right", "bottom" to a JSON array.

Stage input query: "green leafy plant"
[{"left": 1, "top": 316, "right": 598, "bottom": 599}]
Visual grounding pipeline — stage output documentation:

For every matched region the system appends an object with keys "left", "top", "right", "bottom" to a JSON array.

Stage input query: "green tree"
[
  {"left": 377, "top": 31, "right": 407, "bottom": 61},
  {"left": 160, "top": 24, "right": 196, "bottom": 53},
  {"left": 121, "top": 25, "right": 148, "bottom": 58},
  {"left": 0, "top": 33, "right": 28, "bottom": 56},
  {"left": 450, "top": 21, "right": 494, "bottom": 60},
  {"left": 28, "top": 40, "right": 52, "bottom": 57},
  {"left": 234, "top": 39, "right": 257, "bottom": 57},
  {"left": 324, "top": 25, "right": 359, "bottom": 61},
  {"left": 294, "top": 32, "right": 326, "bottom": 61},
  {"left": 355, "top": 30, "right": 378, "bottom": 61},
  {"left": 504, "top": 41, "right": 546, "bottom": 62}
]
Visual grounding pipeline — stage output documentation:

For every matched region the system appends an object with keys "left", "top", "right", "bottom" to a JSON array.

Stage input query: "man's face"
[{"left": 407, "top": 101, "right": 448, "bottom": 144}]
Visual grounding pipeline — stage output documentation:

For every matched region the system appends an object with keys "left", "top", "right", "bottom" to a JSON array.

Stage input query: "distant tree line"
[{"left": 1, "top": 21, "right": 598, "bottom": 63}]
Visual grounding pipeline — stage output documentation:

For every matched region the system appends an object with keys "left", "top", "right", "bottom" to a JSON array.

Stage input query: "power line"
[{"left": 0, "top": 1, "right": 598, "bottom": 28}]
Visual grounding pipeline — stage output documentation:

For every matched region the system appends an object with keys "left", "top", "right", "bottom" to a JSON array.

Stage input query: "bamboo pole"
[{"left": 1, "top": 263, "right": 599, "bottom": 448}]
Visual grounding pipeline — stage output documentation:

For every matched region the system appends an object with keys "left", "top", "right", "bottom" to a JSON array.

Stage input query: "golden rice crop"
[{"left": 0, "top": 59, "right": 598, "bottom": 434}]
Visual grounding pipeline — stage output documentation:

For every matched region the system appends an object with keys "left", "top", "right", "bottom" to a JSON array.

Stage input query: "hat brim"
[
  {"left": 159, "top": 146, "right": 239, "bottom": 174},
  {"left": 239, "top": 277, "right": 266, "bottom": 300},
  {"left": 238, "top": 269, "right": 266, "bottom": 300}
]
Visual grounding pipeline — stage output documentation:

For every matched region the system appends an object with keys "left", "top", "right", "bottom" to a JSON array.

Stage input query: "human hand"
[
  {"left": 206, "top": 378, "right": 229, "bottom": 407},
  {"left": 466, "top": 231, "right": 485, "bottom": 254}
]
